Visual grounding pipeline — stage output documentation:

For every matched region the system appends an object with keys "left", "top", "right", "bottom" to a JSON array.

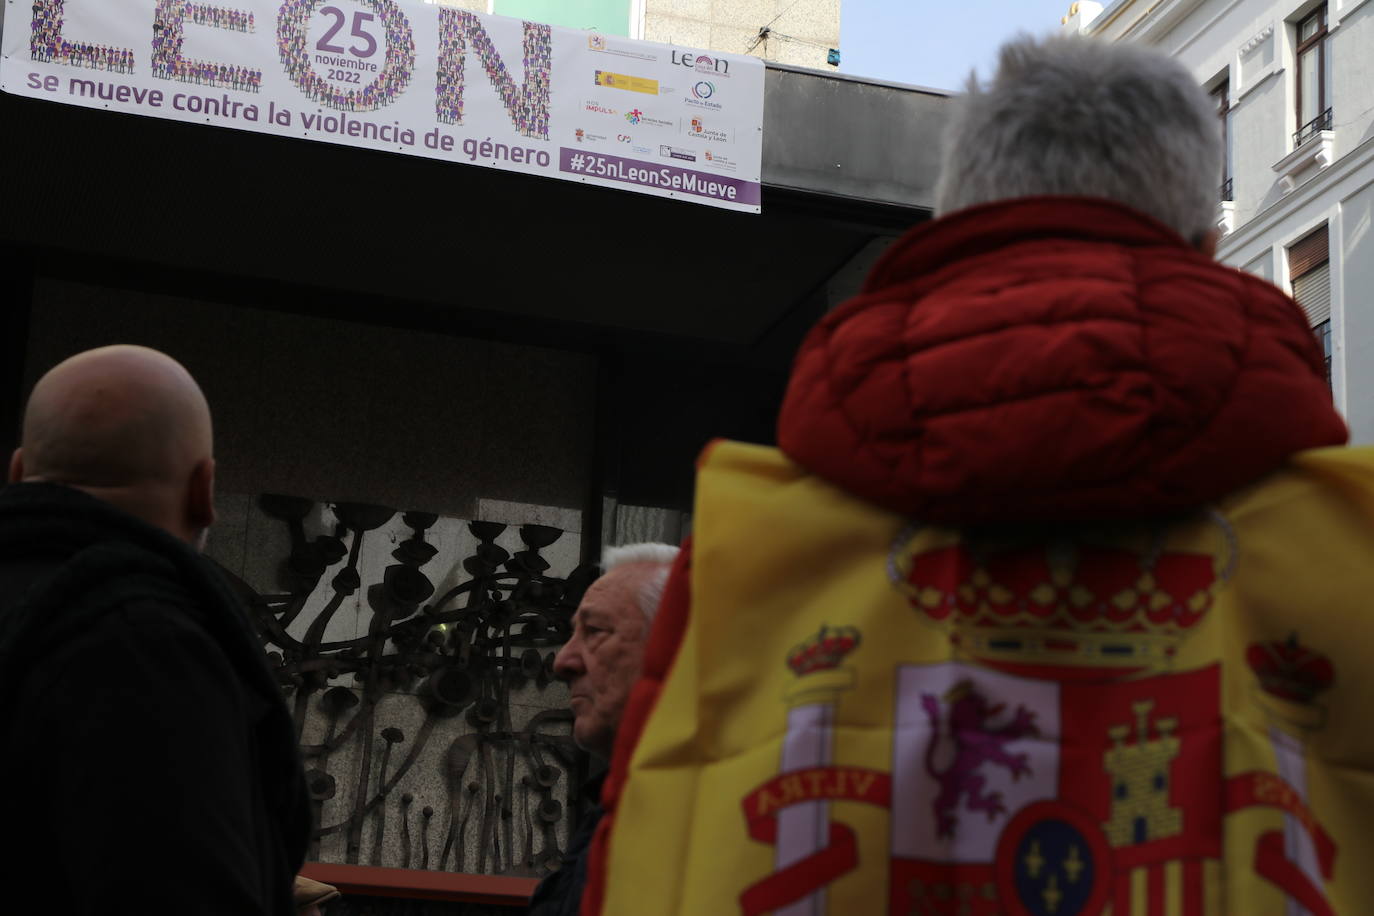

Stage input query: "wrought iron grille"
[
  {"left": 1221, "top": 177, "right": 1233, "bottom": 202},
  {"left": 215, "top": 497, "right": 596, "bottom": 878},
  {"left": 1293, "top": 107, "right": 1333, "bottom": 148}
]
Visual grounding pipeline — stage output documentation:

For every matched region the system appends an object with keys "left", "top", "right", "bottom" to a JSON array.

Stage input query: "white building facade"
[{"left": 1066, "top": 0, "right": 1374, "bottom": 440}]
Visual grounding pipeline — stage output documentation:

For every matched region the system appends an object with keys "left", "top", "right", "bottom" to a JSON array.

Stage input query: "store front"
[{"left": 0, "top": 15, "right": 948, "bottom": 903}]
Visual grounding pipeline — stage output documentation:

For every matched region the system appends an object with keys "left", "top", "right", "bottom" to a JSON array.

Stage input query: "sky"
[{"left": 840, "top": 0, "right": 1081, "bottom": 93}]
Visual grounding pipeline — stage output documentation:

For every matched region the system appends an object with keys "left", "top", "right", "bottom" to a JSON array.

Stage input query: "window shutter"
[
  {"left": 1289, "top": 225, "right": 1329, "bottom": 279},
  {"left": 1293, "top": 261, "right": 1331, "bottom": 326}
]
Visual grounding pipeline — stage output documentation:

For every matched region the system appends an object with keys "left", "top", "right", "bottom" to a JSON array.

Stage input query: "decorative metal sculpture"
[{"left": 215, "top": 496, "right": 596, "bottom": 877}]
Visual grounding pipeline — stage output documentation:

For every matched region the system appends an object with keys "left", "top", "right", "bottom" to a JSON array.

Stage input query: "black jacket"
[
  {"left": 0, "top": 482, "right": 310, "bottom": 914},
  {"left": 527, "top": 774, "right": 605, "bottom": 916}
]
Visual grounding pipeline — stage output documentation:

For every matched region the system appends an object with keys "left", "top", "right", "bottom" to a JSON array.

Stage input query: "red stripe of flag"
[
  {"left": 1114, "top": 874, "right": 1132, "bottom": 916},
  {"left": 1148, "top": 865, "right": 1166, "bottom": 916},
  {"left": 1184, "top": 860, "right": 1205, "bottom": 916}
]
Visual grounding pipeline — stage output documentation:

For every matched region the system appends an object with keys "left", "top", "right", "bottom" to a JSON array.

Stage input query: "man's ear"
[
  {"left": 1197, "top": 228, "right": 1220, "bottom": 259},
  {"left": 187, "top": 457, "right": 216, "bottom": 534},
  {"left": 8, "top": 448, "right": 23, "bottom": 484}
]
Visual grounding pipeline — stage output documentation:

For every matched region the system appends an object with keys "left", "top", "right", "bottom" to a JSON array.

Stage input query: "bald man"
[{"left": 0, "top": 346, "right": 309, "bottom": 915}]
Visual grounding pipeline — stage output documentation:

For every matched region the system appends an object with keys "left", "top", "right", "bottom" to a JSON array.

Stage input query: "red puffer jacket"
[
  {"left": 581, "top": 198, "right": 1350, "bottom": 916},
  {"left": 778, "top": 196, "right": 1347, "bottom": 525}
]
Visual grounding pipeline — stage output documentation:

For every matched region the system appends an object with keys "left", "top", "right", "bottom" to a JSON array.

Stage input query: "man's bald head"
[{"left": 10, "top": 345, "right": 217, "bottom": 544}]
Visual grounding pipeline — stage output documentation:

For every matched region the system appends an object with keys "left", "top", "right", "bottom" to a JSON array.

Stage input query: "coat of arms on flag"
[
  {"left": 891, "top": 661, "right": 1221, "bottom": 916},
  {"left": 734, "top": 525, "right": 1344, "bottom": 916}
]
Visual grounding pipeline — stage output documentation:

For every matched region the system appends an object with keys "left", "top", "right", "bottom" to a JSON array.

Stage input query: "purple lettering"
[
  {"left": 278, "top": 0, "right": 414, "bottom": 112},
  {"left": 435, "top": 11, "right": 550, "bottom": 140},
  {"left": 30, "top": 0, "right": 135, "bottom": 73},
  {"left": 316, "top": 6, "right": 347, "bottom": 53},
  {"left": 151, "top": 0, "right": 261, "bottom": 93}
]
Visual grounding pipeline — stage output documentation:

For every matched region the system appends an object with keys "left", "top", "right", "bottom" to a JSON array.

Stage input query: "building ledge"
[
  {"left": 1217, "top": 200, "right": 1236, "bottom": 235},
  {"left": 1273, "top": 131, "right": 1335, "bottom": 194},
  {"left": 1335, "top": 0, "right": 1373, "bottom": 26}
]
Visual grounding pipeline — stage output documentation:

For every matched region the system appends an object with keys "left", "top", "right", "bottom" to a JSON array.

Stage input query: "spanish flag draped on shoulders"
[{"left": 583, "top": 197, "right": 1374, "bottom": 916}]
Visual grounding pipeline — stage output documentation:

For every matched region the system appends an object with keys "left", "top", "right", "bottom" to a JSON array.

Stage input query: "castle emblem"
[{"left": 1102, "top": 700, "right": 1181, "bottom": 847}]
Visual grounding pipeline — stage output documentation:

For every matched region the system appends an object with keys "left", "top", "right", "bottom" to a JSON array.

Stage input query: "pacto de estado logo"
[{"left": 691, "top": 81, "right": 716, "bottom": 100}]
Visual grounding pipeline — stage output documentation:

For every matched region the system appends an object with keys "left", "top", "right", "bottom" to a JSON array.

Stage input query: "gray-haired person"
[{"left": 582, "top": 33, "right": 1354, "bottom": 915}]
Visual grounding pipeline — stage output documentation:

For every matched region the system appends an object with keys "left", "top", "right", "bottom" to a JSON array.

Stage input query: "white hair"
[
  {"left": 602, "top": 542, "right": 679, "bottom": 624},
  {"left": 934, "top": 34, "right": 1222, "bottom": 244}
]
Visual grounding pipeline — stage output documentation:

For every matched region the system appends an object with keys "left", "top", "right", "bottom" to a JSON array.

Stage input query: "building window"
[
  {"left": 1316, "top": 320, "right": 1332, "bottom": 386},
  {"left": 1212, "top": 80, "right": 1232, "bottom": 201},
  {"left": 1289, "top": 224, "right": 1332, "bottom": 388},
  {"left": 1295, "top": 5, "right": 1330, "bottom": 146}
]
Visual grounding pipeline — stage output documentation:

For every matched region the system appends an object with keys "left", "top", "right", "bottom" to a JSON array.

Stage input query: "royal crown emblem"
[
  {"left": 1246, "top": 633, "right": 1334, "bottom": 704},
  {"left": 786, "top": 624, "right": 861, "bottom": 676},
  {"left": 1246, "top": 632, "right": 1334, "bottom": 731},
  {"left": 887, "top": 515, "right": 1237, "bottom": 681}
]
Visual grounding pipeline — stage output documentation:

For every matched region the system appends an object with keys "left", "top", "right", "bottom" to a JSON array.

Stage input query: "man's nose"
[{"left": 552, "top": 639, "right": 583, "bottom": 681}]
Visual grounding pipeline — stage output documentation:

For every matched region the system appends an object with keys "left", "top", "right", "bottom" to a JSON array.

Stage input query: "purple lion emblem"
[{"left": 921, "top": 679, "right": 1039, "bottom": 838}]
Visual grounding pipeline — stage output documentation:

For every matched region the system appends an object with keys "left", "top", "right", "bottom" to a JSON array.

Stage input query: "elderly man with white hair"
[
  {"left": 580, "top": 34, "right": 1374, "bottom": 916},
  {"left": 527, "top": 542, "right": 679, "bottom": 916}
]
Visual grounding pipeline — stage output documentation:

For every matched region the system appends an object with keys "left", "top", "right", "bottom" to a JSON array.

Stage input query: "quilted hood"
[{"left": 777, "top": 196, "right": 1347, "bottom": 525}]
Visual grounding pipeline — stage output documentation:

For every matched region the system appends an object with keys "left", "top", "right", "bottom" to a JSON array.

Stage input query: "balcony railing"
[
  {"left": 1294, "top": 107, "right": 1333, "bottom": 148},
  {"left": 1221, "top": 177, "right": 1234, "bottom": 202}
]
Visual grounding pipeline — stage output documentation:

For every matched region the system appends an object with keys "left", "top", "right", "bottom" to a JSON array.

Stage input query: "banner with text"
[{"left": 1, "top": 0, "right": 763, "bottom": 211}]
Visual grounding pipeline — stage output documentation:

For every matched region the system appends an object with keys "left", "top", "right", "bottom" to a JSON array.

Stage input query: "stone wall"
[{"left": 644, "top": 0, "right": 841, "bottom": 70}]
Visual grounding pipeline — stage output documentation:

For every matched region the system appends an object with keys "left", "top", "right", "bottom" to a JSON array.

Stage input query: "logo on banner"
[
  {"left": 584, "top": 100, "right": 617, "bottom": 116},
  {"left": 659, "top": 144, "right": 696, "bottom": 162},
  {"left": 704, "top": 149, "right": 738, "bottom": 170},
  {"left": 672, "top": 49, "right": 730, "bottom": 75},
  {"left": 684, "top": 81, "right": 723, "bottom": 110},
  {"left": 595, "top": 69, "right": 659, "bottom": 95},
  {"left": 625, "top": 109, "right": 673, "bottom": 128},
  {"left": 588, "top": 33, "right": 607, "bottom": 51},
  {"left": 616, "top": 134, "right": 631, "bottom": 143},
  {"left": 687, "top": 116, "right": 731, "bottom": 143}
]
